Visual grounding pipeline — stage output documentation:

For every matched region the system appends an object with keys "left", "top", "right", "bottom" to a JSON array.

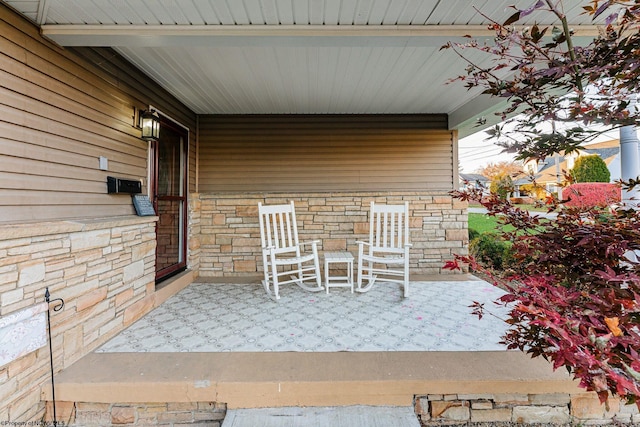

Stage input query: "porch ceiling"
[{"left": 7, "top": 1, "right": 603, "bottom": 137}]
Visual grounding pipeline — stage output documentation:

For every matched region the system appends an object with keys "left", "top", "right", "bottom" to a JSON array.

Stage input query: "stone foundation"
[
  {"left": 56, "top": 401, "right": 227, "bottom": 426},
  {"left": 191, "top": 191, "right": 469, "bottom": 278},
  {"left": 45, "top": 392, "right": 640, "bottom": 426},
  {"left": 415, "top": 392, "right": 640, "bottom": 426},
  {"left": 0, "top": 217, "right": 157, "bottom": 423}
]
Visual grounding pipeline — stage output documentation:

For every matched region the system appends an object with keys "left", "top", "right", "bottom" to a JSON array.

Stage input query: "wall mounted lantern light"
[{"left": 140, "top": 109, "right": 160, "bottom": 141}]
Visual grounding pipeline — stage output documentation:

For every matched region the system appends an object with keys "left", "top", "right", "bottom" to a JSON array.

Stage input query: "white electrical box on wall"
[{"left": 99, "top": 156, "right": 109, "bottom": 171}]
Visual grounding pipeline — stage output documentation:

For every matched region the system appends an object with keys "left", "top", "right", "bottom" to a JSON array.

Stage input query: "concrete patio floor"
[{"left": 96, "top": 275, "right": 511, "bottom": 353}]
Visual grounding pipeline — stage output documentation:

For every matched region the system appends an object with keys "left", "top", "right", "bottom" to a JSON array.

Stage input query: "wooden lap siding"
[
  {"left": 0, "top": 4, "right": 196, "bottom": 223},
  {"left": 198, "top": 114, "right": 455, "bottom": 193}
]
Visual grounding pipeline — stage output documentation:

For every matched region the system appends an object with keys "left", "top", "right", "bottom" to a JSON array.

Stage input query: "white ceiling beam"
[
  {"left": 42, "top": 24, "right": 602, "bottom": 47},
  {"left": 36, "top": 0, "right": 49, "bottom": 25},
  {"left": 449, "top": 94, "right": 509, "bottom": 139}
]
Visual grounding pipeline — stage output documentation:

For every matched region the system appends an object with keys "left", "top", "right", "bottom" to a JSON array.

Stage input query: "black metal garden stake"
[{"left": 45, "top": 287, "right": 64, "bottom": 427}]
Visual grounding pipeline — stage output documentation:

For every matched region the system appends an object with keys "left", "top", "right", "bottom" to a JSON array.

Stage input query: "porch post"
[
  {"left": 619, "top": 125, "right": 640, "bottom": 208},
  {"left": 620, "top": 125, "right": 640, "bottom": 264}
]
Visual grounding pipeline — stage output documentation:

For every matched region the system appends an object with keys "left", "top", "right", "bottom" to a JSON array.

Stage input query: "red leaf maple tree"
[{"left": 444, "top": 0, "right": 640, "bottom": 406}]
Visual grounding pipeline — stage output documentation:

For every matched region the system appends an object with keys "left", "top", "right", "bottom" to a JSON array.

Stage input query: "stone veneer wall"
[
  {"left": 40, "top": 392, "right": 639, "bottom": 426},
  {"left": 189, "top": 196, "right": 202, "bottom": 278},
  {"left": 69, "top": 402, "right": 226, "bottom": 426},
  {"left": 415, "top": 392, "right": 640, "bottom": 425},
  {"left": 0, "top": 217, "right": 157, "bottom": 423},
  {"left": 190, "top": 192, "right": 469, "bottom": 278}
]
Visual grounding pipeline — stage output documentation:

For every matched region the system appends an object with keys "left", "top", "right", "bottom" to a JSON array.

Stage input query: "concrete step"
[
  {"left": 222, "top": 406, "right": 421, "bottom": 427},
  {"left": 49, "top": 351, "right": 581, "bottom": 408}
]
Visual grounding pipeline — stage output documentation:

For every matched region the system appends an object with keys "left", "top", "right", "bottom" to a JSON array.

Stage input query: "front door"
[{"left": 152, "top": 117, "right": 188, "bottom": 282}]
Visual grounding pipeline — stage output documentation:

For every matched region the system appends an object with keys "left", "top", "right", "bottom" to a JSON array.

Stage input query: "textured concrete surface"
[
  {"left": 50, "top": 351, "right": 581, "bottom": 408},
  {"left": 222, "top": 406, "right": 421, "bottom": 427}
]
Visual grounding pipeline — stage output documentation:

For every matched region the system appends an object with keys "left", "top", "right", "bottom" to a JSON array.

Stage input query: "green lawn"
[{"left": 468, "top": 213, "right": 514, "bottom": 234}]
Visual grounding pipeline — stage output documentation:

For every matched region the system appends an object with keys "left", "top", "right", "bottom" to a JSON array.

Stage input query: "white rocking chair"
[
  {"left": 357, "top": 201, "right": 411, "bottom": 297},
  {"left": 258, "top": 201, "right": 323, "bottom": 300}
]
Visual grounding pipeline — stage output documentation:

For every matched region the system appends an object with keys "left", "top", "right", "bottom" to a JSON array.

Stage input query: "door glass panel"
[
  {"left": 155, "top": 125, "right": 185, "bottom": 274},
  {"left": 158, "top": 130, "right": 183, "bottom": 198},
  {"left": 156, "top": 199, "right": 183, "bottom": 271}
]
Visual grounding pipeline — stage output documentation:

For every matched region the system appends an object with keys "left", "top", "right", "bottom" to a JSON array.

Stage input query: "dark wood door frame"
[{"left": 152, "top": 116, "right": 188, "bottom": 282}]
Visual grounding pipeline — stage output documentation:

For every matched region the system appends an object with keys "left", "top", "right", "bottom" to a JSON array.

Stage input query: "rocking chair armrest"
[
  {"left": 298, "top": 240, "right": 320, "bottom": 247},
  {"left": 356, "top": 241, "right": 412, "bottom": 250}
]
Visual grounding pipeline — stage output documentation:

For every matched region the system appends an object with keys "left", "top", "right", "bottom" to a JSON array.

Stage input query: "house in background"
[
  {"left": 0, "top": 1, "right": 614, "bottom": 424},
  {"left": 515, "top": 139, "right": 621, "bottom": 196},
  {"left": 459, "top": 173, "right": 490, "bottom": 194}
]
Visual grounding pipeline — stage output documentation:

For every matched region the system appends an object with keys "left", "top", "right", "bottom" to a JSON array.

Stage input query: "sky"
[
  {"left": 458, "top": 128, "right": 516, "bottom": 174},
  {"left": 458, "top": 124, "right": 624, "bottom": 174}
]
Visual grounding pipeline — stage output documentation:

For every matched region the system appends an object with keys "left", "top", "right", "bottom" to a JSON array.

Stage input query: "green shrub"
[
  {"left": 570, "top": 154, "right": 610, "bottom": 183},
  {"left": 468, "top": 227, "right": 480, "bottom": 241},
  {"left": 469, "top": 232, "right": 512, "bottom": 270}
]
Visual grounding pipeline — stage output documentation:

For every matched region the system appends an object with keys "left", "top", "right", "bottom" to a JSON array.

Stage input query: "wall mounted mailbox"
[
  {"left": 107, "top": 176, "right": 142, "bottom": 194},
  {"left": 132, "top": 195, "right": 156, "bottom": 216}
]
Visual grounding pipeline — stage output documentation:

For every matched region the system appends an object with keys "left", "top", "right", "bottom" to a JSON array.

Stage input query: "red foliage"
[
  {"left": 447, "top": 184, "right": 640, "bottom": 407},
  {"left": 562, "top": 183, "right": 621, "bottom": 208},
  {"left": 442, "top": 0, "right": 640, "bottom": 407}
]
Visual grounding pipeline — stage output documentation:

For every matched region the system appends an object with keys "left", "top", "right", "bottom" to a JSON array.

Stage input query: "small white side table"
[{"left": 324, "top": 251, "right": 354, "bottom": 294}]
